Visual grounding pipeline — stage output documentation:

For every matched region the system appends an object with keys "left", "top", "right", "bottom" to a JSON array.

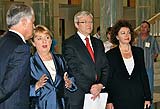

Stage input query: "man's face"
[
  {"left": 140, "top": 22, "right": 149, "bottom": 34},
  {"left": 75, "top": 15, "right": 93, "bottom": 36},
  {"left": 25, "top": 16, "right": 35, "bottom": 40}
]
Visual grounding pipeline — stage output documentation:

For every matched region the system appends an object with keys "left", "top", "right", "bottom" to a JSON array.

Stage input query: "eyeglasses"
[{"left": 77, "top": 21, "right": 93, "bottom": 24}]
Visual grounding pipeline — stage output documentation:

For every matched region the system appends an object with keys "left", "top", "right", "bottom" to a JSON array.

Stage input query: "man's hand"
[{"left": 90, "top": 83, "right": 103, "bottom": 100}]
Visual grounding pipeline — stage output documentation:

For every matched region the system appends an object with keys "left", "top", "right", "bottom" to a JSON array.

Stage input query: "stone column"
[
  {"left": 0, "top": 0, "right": 23, "bottom": 30},
  {"left": 0, "top": 1, "right": 8, "bottom": 30},
  {"left": 81, "top": 0, "right": 93, "bottom": 13},
  {"left": 100, "top": 0, "right": 123, "bottom": 41},
  {"left": 155, "top": 0, "right": 160, "bottom": 13},
  {"left": 32, "top": 0, "right": 54, "bottom": 31},
  {"left": 136, "top": 0, "right": 155, "bottom": 26}
]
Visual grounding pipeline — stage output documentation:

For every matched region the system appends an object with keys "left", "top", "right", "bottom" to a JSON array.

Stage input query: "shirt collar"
[
  {"left": 77, "top": 31, "right": 94, "bottom": 49},
  {"left": 9, "top": 29, "right": 26, "bottom": 43},
  {"left": 77, "top": 31, "right": 90, "bottom": 40}
]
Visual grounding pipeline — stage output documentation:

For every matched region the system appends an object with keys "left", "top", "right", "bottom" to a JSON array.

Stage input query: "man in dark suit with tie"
[
  {"left": 62, "top": 11, "right": 109, "bottom": 109},
  {"left": 0, "top": 3, "right": 35, "bottom": 109}
]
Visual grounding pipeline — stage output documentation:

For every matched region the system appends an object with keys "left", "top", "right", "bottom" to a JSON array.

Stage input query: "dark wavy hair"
[{"left": 111, "top": 19, "right": 135, "bottom": 45}]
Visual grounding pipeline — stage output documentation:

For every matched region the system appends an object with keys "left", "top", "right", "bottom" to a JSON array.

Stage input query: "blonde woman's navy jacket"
[{"left": 30, "top": 52, "right": 77, "bottom": 109}]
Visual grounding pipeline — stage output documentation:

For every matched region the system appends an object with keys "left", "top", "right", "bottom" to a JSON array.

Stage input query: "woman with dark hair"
[
  {"left": 103, "top": 27, "right": 114, "bottom": 52},
  {"left": 106, "top": 20, "right": 151, "bottom": 109}
]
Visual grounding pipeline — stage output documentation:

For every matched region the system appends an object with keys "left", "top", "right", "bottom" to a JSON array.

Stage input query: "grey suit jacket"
[{"left": 0, "top": 31, "right": 30, "bottom": 109}]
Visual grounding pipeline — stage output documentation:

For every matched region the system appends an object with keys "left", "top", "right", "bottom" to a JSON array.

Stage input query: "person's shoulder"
[
  {"left": 63, "top": 33, "right": 80, "bottom": 47},
  {"left": 148, "top": 35, "right": 157, "bottom": 40},
  {"left": 0, "top": 31, "right": 21, "bottom": 47},
  {"left": 64, "top": 33, "right": 77, "bottom": 42},
  {"left": 93, "top": 33, "right": 97, "bottom": 38},
  {"left": 91, "top": 36, "right": 102, "bottom": 42},
  {"left": 132, "top": 46, "right": 144, "bottom": 53},
  {"left": 6, "top": 31, "right": 23, "bottom": 43},
  {"left": 106, "top": 46, "right": 118, "bottom": 55}
]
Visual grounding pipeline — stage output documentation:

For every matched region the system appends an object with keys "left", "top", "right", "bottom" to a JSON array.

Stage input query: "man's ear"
[
  {"left": 75, "top": 22, "right": 79, "bottom": 29},
  {"left": 20, "top": 18, "right": 27, "bottom": 28}
]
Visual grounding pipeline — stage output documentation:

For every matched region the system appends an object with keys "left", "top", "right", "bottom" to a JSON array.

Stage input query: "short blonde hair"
[{"left": 32, "top": 25, "right": 53, "bottom": 41}]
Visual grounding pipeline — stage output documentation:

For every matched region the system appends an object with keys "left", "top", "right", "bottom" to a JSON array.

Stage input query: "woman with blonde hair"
[{"left": 30, "top": 25, "right": 77, "bottom": 109}]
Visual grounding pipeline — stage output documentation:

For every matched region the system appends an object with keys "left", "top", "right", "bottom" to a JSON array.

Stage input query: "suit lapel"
[
  {"left": 75, "top": 33, "right": 95, "bottom": 64},
  {"left": 130, "top": 47, "right": 138, "bottom": 76},
  {"left": 90, "top": 37, "right": 97, "bottom": 63},
  {"left": 33, "top": 52, "right": 54, "bottom": 85},
  {"left": 52, "top": 54, "right": 63, "bottom": 88},
  {"left": 117, "top": 46, "right": 136, "bottom": 77},
  {"left": 116, "top": 47, "right": 132, "bottom": 77}
]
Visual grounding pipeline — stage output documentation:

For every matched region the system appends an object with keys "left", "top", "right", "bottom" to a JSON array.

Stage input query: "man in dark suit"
[
  {"left": 62, "top": 11, "right": 109, "bottom": 109},
  {"left": 0, "top": 3, "right": 35, "bottom": 109}
]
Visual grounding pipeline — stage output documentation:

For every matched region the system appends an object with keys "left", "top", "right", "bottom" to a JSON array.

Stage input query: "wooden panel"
[
  {"left": 69, "top": 0, "right": 81, "bottom": 5},
  {"left": 129, "top": 0, "right": 135, "bottom": 7}
]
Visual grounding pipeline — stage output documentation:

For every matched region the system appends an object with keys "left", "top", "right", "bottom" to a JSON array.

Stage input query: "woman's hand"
[
  {"left": 106, "top": 103, "right": 114, "bottom": 109},
  {"left": 64, "top": 72, "right": 72, "bottom": 88},
  {"left": 35, "top": 74, "right": 48, "bottom": 91},
  {"left": 144, "top": 101, "right": 151, "bottom": 109}
]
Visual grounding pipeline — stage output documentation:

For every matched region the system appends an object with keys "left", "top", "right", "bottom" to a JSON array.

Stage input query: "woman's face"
[
  {"left": 33, "top": 32, "right": 52, "bottom": 54},
  {"left": 107, "top": 32, "right": 111, "bottom": 41},
  {"left": 117, "top": 27, "right": 131, "bottom": 45}
]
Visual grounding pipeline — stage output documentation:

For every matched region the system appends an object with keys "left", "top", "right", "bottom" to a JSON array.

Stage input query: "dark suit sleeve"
[
  {"left": 105, "top": 51, "right": 114, "bottom": 103},
  {"left": 96, "top": 40, "right": 110, "bottom": 88},
  {"left": 0, "top": 45, "right": 30, "bottom": 102},
  {"left": 63, "top": 40, "right": 89, "bottom": 91},
  {"left": 55, "top": 54, "right": 77, "bottom": 92}
]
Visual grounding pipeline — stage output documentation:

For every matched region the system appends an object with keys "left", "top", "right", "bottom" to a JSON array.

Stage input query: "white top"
[
  {"left": 103, "top": 41, "right": 113, "bottom": 53},
  {"left": 123, "top": 56, "right": 134, "bottom": 75},
  {"left": 93, "top": 33, "right": 101, "bottom": 39},
  {"left": 43, "top": 60, "right": 56, "bottom": 81}
]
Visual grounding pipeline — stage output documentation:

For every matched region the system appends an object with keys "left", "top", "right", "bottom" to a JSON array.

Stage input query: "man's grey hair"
[
  {"left": 6, "top": 3, "right": 34, "bottom": 28},
  {"left": 74, "top": 11, "right": 93, "bottom": 23}
]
